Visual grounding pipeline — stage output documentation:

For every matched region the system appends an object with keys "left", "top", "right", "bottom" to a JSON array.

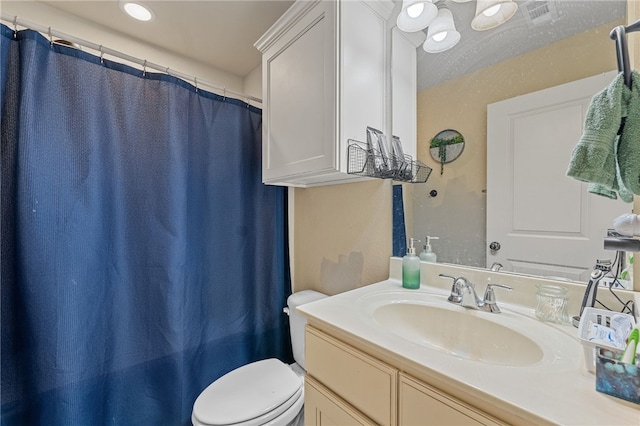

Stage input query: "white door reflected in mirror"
[{"left": 486, "top": 71, "right": 630, "bottom": 282}]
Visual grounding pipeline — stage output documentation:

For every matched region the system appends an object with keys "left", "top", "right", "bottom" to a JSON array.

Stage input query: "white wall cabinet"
[
  {"left": 391, "top": 28, "right": 424, "bottom": 162},
  {"left": 256, "top": 0, "right": 420, "bottom": 187},
  {"left": 305, "top": 325, "right": 506, "bottom": 426}
]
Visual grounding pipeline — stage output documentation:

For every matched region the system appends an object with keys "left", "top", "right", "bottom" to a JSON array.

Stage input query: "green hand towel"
[
  {"left": 567, "top": 73, "right": 624, "bottom": 194},
  {"left": 567, "top": 72, "right": 636, "bottom": 202},
  {"left": 618, "top": 70, "right": 640, "bottom": 196},
  {"left": 588, "top": 133, "right": 633, "bottom": 203}
]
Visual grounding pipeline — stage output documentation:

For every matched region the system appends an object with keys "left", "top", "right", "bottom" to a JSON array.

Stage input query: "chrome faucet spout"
[
  {"left": 440, "top": 274, "right": 512, "bottom": 313},
  {"left": 459, "top": 281, "right": 481, "bottom": 309}
]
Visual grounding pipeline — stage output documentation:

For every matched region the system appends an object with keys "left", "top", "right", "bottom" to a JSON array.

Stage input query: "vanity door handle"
[{"left": 489, "top": 241, "right": 501, "bottom": 251}]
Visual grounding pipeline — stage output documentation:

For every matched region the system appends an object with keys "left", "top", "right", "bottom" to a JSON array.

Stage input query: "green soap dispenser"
[
  {"left": 419, "top": 236, "right": 439, "bottom": 263},
  {"left": 402, "top": 238, "right": 420, "bottom": 289}
]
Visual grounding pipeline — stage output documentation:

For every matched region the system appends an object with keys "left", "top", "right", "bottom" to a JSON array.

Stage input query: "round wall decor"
[{"left": 429, "top": 129, "right": 464, "bottom": 174}]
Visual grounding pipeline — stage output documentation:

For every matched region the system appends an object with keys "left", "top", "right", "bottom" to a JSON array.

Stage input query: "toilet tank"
[{"left": 286, "top": 290, "right": 327, "bottom": 370}]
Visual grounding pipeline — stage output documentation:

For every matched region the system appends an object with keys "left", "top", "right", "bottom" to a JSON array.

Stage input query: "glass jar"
[{"left": 535, "top": 285, "right": 569, "bottom": 324}]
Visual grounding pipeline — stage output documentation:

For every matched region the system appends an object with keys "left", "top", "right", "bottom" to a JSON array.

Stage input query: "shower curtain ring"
[
  {"left": 142, "top": 59, "right": 147, "bottom": 76},
  {"left": 13, "top": 16, "right": 18, "bottom": 38},
  {"left": 223, "top": 87, "right": 226, "bottom": 100},
  {"left": 99, "top": 45, "right": 104, "bottom": 64},
  {"left": 194, "top": 77, "right": 198, "bottom": 92},
  {"left": 165, "top": 67, "right": 170, "bottom": 76},
  {"left": 48, "top": 27, "right": 53, "bottom": 47}
]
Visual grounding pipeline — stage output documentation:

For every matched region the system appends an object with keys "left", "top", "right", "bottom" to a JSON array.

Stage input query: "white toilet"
[{"left": 191, "top": 290, "right": 327, "bottom": 426}]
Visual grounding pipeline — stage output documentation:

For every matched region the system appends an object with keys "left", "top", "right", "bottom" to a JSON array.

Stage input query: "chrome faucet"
[{"left": 439, "top": 274, "right": 512, "bottom": 313}]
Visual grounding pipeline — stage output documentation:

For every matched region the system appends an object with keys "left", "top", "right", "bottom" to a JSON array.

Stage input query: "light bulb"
[
  {"left": 123, "top": 2, "right": 153, "bottom": 21},
  {"left": 432, "top": 31, "right": 447, "bottom": 42},
  {"left": 407, "top": 2, "right": 425, "bottom": 18},
  {"left": 482, "top": 4, "right": 501, "bottom": 17}
]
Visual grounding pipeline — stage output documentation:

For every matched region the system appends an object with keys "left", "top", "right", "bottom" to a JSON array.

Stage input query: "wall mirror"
[{"left": 406, "top": 0, "right": 634, "bottom": 285}]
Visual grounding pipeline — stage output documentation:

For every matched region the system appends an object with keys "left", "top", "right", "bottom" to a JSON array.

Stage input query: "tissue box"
[{"left": 595, "top": 347, "right": 640, "bottom": 404}]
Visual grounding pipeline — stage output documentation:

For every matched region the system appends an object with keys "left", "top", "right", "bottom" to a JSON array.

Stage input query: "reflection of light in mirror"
[
  {"left": 408, "top": 3, "right": 425, "bottom": 18},
  {"left": 483, "top": 4, "right": 501, "bottom": 17}
]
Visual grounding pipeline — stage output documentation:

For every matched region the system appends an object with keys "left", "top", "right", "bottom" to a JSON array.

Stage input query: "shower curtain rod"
[{"left": 0, "top": 13, "right": 263, "bottom": 105}]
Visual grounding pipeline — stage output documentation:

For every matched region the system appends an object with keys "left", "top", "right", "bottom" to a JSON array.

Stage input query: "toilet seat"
[{"left": 192, "top": 358, "right": 303, "bottom": 426}]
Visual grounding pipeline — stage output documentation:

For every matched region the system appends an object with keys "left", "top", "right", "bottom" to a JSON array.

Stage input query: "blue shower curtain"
[{"left": 1, "top": 25, "right": 291, "bottom": 425}]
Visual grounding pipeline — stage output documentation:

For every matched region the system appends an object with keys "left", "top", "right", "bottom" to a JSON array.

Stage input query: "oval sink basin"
[{"left": 371, "top": 301, "right": 544, "bottom": 367}]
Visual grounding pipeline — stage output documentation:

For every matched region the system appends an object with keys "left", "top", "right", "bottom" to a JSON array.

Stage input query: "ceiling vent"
[{"left": 521, "top": 0, "right": 559, "bottom": 28}]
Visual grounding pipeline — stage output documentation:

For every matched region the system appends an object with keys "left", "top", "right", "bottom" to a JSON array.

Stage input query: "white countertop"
[{"left": 298, "top": 278, "right": 640, "bottom": 425}]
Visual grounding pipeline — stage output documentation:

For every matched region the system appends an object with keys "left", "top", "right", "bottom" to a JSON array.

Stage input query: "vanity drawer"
[
  {"left": 305, "top": 326, "right": 397, "bottom": 426},
  {"left": 399, "top": 373, "right": 506, "bottom": 426}
]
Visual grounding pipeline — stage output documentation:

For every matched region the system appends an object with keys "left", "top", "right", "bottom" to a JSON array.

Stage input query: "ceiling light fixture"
[
  {"left": 397, "top": 0, "right": 438, "bottom": 33},
  {"left": 120, "top": 1, "right": 155, "bottom": 22},
  {"left": 396, "top": 0, "right": 518, "bottom": 53},
  {"left": 471, "top": 0, "right": 518, "bottom": 31},
  {"left": 423, "top": 7, "right": 461, "bottom": 53}
]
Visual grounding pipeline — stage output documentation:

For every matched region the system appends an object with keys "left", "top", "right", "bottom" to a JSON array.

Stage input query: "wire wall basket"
[{"left": 347, "top": 139, "right": 432, "bottom": 183}]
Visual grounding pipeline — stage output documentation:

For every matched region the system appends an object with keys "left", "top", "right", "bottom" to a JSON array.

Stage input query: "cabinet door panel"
[
  {"left": 305, "top": 376, "right": 376, "bottom": 426},
  {"left": 306, "top": 326, "right": 397, "bottom": 426},
  {"left": 262, "top": 1, "right": 336, "bottom": 182},
  {"left": 340, "top": 0, "right": 386, "bottom": 146},
  {"left": 391, "top": 28, "right": 418, "bottom": 160},
  {"left": 399, "top": 374, "right": 505, "bottom": 426}
]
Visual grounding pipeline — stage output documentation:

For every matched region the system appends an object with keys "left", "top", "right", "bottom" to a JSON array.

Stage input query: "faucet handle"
[
  {"left": 439, "top": 274, "right": 456, "bottom": 281},
  {"left": 439, "top": 274, "right": 463, "bottom": 303},
  {"left": 483, "top": 283, "right": 512, "bottom": 313}
]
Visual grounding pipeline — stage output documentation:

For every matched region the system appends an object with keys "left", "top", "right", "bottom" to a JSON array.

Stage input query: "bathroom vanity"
[
  {"left": 304, "top": 326, "right": 504, "bottom": 425},
  {"left": 298, "top": 259, "right": 640, "bottom": 425}
]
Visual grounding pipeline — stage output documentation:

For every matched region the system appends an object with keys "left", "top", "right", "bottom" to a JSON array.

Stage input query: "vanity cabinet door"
[
  {"left": 305, "top": 326, "right": 398, "bottom": 426},
  {"left": 305, "top": 376, "right": 376, "bottom": 426},
  {"left": 399, "top": 373, "right": 506, "bottom": 426}
]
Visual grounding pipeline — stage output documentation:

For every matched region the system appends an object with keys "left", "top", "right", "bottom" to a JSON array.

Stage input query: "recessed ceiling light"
[{"left": 120, "top": 1, "right": 155, "bottom": 22}]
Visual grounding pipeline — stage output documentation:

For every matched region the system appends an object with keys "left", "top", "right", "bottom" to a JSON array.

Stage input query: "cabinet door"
[
  {"left": 399, "top": 374, "right": 505, "bottom": 426},
  {"left": 391, "top": 28, "right": 421, "bottom": 161},
  {"left": 262, "top": 1, "right": 337, "bottom": 184},
  {"left": 305, "top": 376, "right": 376, "bottom": 426},
  {"left": 339, "top": 0, "right": 387, "bottom": 168},
  {"left": 306, "top": 326, "right": 397, "bottom": 426}
]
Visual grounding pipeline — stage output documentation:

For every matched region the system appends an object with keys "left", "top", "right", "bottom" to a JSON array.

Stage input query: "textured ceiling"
[
  {"left": 418, "top": 0, "right": 626, "bottom": 90},
  {"left": 14, "top": 1, "right": 629, "bottom": 88}
]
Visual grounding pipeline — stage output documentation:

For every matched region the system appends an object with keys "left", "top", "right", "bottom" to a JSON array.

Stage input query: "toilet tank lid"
[
  {"left": 287, "top": 290, "right": 327, "bottom": 310},
  {"left": 192, "top": 358, "right": 301, "bottom": 425}
]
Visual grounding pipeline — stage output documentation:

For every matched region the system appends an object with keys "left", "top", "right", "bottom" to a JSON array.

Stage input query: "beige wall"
[
  {"left": 292, "top": 180, "right": 393, "bottom": 295},
  {"left": 411, "top": 19, "right": 623, "bottom": 267},
  {"left": 243, "top": 65, "right": 263, "bottom": 100}
]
